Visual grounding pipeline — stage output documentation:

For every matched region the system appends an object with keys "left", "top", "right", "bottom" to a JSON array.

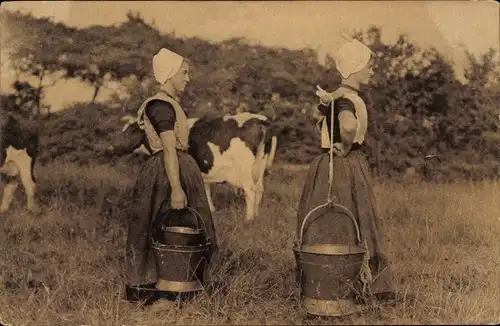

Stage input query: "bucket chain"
[{"left": 327, "top": 94, "right": 335, "bottom": 203}]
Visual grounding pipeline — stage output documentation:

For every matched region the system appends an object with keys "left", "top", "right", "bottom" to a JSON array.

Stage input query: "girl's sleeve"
[
  {"left": 336, "top": 98, "right": 357, "bottom": 118},
  {"left": 317, "top": 98, "right": 357, "bottom": 117},
  {"left": 145, "top": 100, "right": 176, "bottom": 134}
]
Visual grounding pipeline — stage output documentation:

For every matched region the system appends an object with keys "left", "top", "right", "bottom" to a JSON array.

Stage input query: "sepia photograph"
[{"left": 0, "top": 0, "right": 499, "bottom": 325}]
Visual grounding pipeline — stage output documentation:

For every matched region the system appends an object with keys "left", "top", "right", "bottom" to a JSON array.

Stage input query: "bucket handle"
[
  {"left": 297, "top": 200, "right": 362, "bottom": 249},
  {"left": 156, "top": 204, "right": 210, "bottom": 241}
]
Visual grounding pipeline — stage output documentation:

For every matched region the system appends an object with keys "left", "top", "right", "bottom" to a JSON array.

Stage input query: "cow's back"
[{"left": 188, "top": 115, "right": 271, "bottom": 174}]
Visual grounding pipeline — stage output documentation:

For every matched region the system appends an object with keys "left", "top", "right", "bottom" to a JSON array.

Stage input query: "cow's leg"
[
  {"left": 252, "top": 153, "right": 268, "bottom": 219},
  {"left": 1, "top": 161, "right": 20, "bottom": 213},
  {"left": 204, "top": 182, "right": 217, "bottom": 213},
  {"left": 15, "top": 152, "right": 38, "bottom": 212},
  {"left": 239, "top": 167, "right": 257, "bottom": 222},
  {"left": 242, "top": 184, "right": 256, "bottom": 222},
  {"left": 1, "top": 180, "right": 19, "bottom": 213}
]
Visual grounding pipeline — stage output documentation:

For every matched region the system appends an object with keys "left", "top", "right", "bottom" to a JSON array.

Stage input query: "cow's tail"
[
  {"left": 265, "top": 135, "right": 277, "bottom": 170},
  {"left": 262, "top": 121, "right": 278, "bottom": 170}
]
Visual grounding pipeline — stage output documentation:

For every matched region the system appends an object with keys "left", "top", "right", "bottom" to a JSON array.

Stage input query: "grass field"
[{"left": 0, "top": 161, "right": 499, "bottom": 325}]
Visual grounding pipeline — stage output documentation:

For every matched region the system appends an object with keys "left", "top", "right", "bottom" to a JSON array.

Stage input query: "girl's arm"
[
  {"left": 146, "top": 100, "right": 183, "bottom": 192},
  {"left": 159, "top": 131, "right": 182, "bottom": 191},
  {"left": 335, "top": 99, "right": 358, "bottom": 154},
  {"left": 338, "top": 110, "right": 357, "bottom": 147}
]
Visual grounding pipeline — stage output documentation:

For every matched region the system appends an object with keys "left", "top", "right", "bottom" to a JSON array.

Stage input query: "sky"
[{"left": 0, "top": 0, "right": 498, "bottom": 110}]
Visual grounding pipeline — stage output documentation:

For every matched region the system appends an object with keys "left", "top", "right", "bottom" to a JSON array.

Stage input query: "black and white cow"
[
  {"left": 0, "top": 111, "right": 39, "bottom": 213},
  {"left": 109, "top": 112, "right": 278, "bottom": 221}
]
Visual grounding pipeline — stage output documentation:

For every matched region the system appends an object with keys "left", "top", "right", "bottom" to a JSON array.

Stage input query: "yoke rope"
[
  {"left": 324, "top": 91, "right": 373, "bottom": 298},
  {"left": 327, "top": 93, "right": 335, "bottom": 203}
]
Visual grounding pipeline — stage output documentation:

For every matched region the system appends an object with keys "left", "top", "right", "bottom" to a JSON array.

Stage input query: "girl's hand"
[
  {"left": 316, "top": 85, "right": 344, "bottom": 105},
  {"left": 171, "top": 187, "right": 187, "bottom": 209},
  {"left": 316, "top": 85, "right": 333, "bottom": 104}
]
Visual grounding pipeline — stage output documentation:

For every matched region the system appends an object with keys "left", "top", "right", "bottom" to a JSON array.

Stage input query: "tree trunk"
[
  {"left": 91, "top": 84, "right": 101, "bottom": 103},
  {"left": 33, "top": 71, "right": 45, "bottom": 118}
]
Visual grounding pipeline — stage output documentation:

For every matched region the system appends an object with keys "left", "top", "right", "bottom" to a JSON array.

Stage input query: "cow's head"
[{"left": 105, "top": 115, "right": 150, "bottom": 156}]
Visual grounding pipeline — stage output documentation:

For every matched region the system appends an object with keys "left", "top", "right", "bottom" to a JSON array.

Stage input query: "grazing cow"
[
  {"left": 0, "top": 111, "right": 39, "bottom": 213},
  {"left": 108, "top": 112, "right": 278, "bottom": 221}
]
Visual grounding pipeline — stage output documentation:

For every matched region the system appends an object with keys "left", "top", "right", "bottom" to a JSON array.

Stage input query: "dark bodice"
[
  {"left": 318, "top": 97, "right": 361, "bottom": 150},
  {"left": 145, "top": 100, "right": 176, "bottom": 135}
]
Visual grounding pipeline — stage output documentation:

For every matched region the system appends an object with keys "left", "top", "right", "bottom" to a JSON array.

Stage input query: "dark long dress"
[
  {"left": 124, "top": 100, "right": 218, "bottom": 302},
  {"left": 296, "top": 94, "right": 396, "bottom": 300}
]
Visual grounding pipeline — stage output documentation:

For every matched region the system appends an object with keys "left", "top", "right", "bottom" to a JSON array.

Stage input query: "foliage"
[
  {"left": 37, "top": 102, "right": 125, "bottom": 165},
  {"left": 1, "top": 10, "right": 499, "bottom": 181},
  {"left": 1, "top": 10, "right": 76, "bottom": 116},
  {"left": 355, "top": 27, "right": 500, "bottom": 180},
  {"left": 60, "top": 12, "right": 164, "bottom": 103},
  {"left": 0, "top": 81, "right": 40, "bottom": 118}
]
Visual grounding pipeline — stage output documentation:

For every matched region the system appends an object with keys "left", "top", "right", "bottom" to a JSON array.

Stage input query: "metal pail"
[
  {"left": 151, "top": 206, "right": 212, "bottom": 293},
  {"left": 160, "top": 226, "right": 203, "bottom": 247},
  {"left": 293, "top": 202, "right": 368, "bottom": 317},
  {"left": 154, "top": 208, "right": 205, "bottom": 246}
]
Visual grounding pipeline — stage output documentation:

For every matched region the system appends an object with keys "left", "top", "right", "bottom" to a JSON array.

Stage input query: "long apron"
[
  {"left": 125, "top": 149, "right": 218, "bottom": 295},
  {"left": 296, "top": 150, "right": 396, "bottom": 297}
]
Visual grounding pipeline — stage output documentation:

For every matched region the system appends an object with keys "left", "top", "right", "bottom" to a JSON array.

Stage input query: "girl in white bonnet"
[
  {"left": 124, "top": 48, "right": 218, "bottom": 305},
  {"left": 296, "top": 35, "right": 396, "bottom": 304}
]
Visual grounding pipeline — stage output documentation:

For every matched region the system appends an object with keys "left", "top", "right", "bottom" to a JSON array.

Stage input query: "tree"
[
  {"left": 1, "top": 10, "right": 76, "bottom": 116},
  {"left": 60, "top": 11, "right": 164, "bottom": 103}
]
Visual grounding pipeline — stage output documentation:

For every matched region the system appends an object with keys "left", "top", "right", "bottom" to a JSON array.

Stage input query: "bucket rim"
[
  {"left": 293, "top": 243, "right": 367, "bottom": 255},
  {"left": 161, "top": 226, "right": 202, "bottom": 235},
  {"left": 152, "top": 241, "right": 212, "bottom": 252},
  {"left": 301, "top": 296, "right": 364, "bottom": 317},
  {"left": 156, "top": 206, "right": 209, "bottom": 236}
]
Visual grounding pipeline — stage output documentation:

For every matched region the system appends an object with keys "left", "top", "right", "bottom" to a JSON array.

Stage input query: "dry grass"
[{"left": 0, "top": 161, "right": 499, "bottom": 325}]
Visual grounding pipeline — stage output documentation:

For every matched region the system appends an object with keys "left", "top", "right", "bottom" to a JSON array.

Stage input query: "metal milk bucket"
[
  {"left": 293, "top": 202, "right": 368, "bottom": 317},
  {"left": 151, "top": 206, "right": 212, "bottom": 293}
]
